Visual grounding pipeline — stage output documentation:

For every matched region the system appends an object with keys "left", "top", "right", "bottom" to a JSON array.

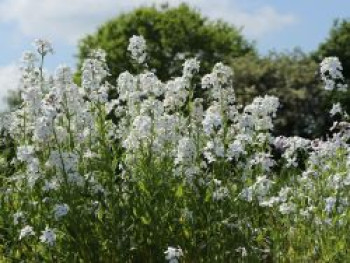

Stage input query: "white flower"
[
  {"left": 320, "top": 57, "right": 344, "bottom": 80},
  {"left": 250, "top": 153, "right": 275, "bottom": 172},
  {"left": 132, "top": 115, "right": 152, "bottom": 139},
  {"left": 13, "top": 211, "right": 24, "bottom": 225},
  {"left": 320, "top": 57, "right": 347, "bottom": 91},
  {"left": 175, "top": 137, "right": 196, "bottom": 165},
  {"left": 128, "top": 35, "right": 147, "bottom": 64},
  {"left": 67, "top": 172, "right": 85, "bottom": 187},
  {"left": 241, "top": 175, "right": 275, "bottom": 203},
  {"left": 55, "top": 64, "right": 73, "bottom": 86},
  {"left": 33, "top": 116, "right": 53, "bottom": 142},
  {"left": 43, "top": 179, "right": 60, "bottom": 192},
  {"left": 240, "top": 187, "right": 253, "bottom": 202},
  {"left": 330, "top": 103, "right": 342, "bottom": 117},
  {"left": 227, "top": 140, "right": 245, "bottom": 161},
  {"left": 278, "top": 187, "right": 291, "bottom": 202},
  {"left": 242, "top": 96, "right": 279, "bottom": 131},
  {"left": 33, "top": 39, "right": 53, "bottom": 56},
  {"left": 254, "top": 175, "right": 274, "bottom": 197},
  {"left": 213, "top": 186, "right": 229, "bottom": 201},
  {"left": 203, "top": 138, "right": 224, "bottom": 163},
  {"left": 282, "top": 136, "right": 310, "bottom": 167},
  {"left": 212, "top": 62, "right": 233, "bottom": 85},
  {"left": 40, "top": 227, "right": 56, "bottom": 246},
  {"left": 259, "top": 196, "right": 280, "bottom": 207},
  {"left": 325, "top": 196, "right": 337, "bottom": 213},
  {"left": 164, "top": 246, "right": 183, "bottom": 263},
  {"left": 235, "top": 247, "right": 248, "bottom": 257},
  {"left": 279, "top": 202, "right": 296, "bottom": 215},
  {"left": 17, "top": 145, "right": 35, "bottom": 163},
  {"left": 139, "top": 72, "right": 164, "bottom": 96},
  {"left": 19, "top": 225, "right": 35, "bottom": 240},
  {"left": 53, "top": 204, "right": 69, "bottom": 220},
  {"left": 182, "top": 58, "right": 200, "bottom": 79},
  {"left": 164, "top": 77, "right": 189, "bottom": 109},
  {"left": 201, "top": 73, "right": 218, "bottom": 89},
  {"left": 117, "top": 71, "right": 135, "bottom": 100},
  {"left": 202, "top": 104, "right": 222, "bottom": 135},
  {"left": 191, "top": 98, "right": 204, "bottom": 122},
  {"left": 46, "top": 151, "right": 78, "bottom": 173},
  {"left": 82, "top": 49, "right": 108, "bottom": 90}
]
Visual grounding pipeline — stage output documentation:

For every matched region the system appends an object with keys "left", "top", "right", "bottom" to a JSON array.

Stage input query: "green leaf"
[
  {"left": 141, "top": 215, "right": 151, "bottom": 225},
  {"left": 175, "top": 185, "right": 183, "bottom": 198},
  {"left": 137, "top": 181, "right": 150, "bottom": 197},
  {"left": 205, "top": 189, "right": 212, "bottom": 203}
]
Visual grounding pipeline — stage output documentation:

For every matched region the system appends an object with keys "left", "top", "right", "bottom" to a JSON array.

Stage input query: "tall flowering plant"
[{"left": 0, "top": 36, "right": 350, "bottom": 262}]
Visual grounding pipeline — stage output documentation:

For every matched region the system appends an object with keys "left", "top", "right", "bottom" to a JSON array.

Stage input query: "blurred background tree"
[{"left": 75, "top": 3, "right": 256, "bottom": 83}]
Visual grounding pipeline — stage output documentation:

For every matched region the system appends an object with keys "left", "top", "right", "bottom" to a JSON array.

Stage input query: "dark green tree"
[{"left": 76, "top": 3, "right": 255, "bottom": 83}]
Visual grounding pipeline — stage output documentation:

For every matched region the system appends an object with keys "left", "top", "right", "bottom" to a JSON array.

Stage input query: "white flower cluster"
[
  {"left": 241, "top": 175, "right": 275, "bottom": 205},
  {"left": 82, "top": 49, "right": 109, "bottom": 91},
  {"left": 182, "top": 58, "right": 200, "bottom": 79},
  {"left": 33, "top": 39, "right": 53, "bottom": 56},
  {"left": 164, "top": 246, "right": 183, "bottom": 263},
  {"left": 127, "top": 35, "right": 147, "bottom": 64},
  {"left": 330, "top": 102, "right": 343, "bottom": 117},
  {"left": 40, "top": 227, "right": 56, "bottom": 246},
  {"left": 280, "top": 136, "right": 310, "bottom": 167},
  {"left": 53, "top": 203, "right": 69, "bottom": 220},
  {"left": 19, "top": 225, "right": 35, "bottom": 240},
  {"left": 175, "top": 137, "right": 196, "bottom": 165},
  {"left": 320, "top": 57, "right": 347, "bottom": 91}
]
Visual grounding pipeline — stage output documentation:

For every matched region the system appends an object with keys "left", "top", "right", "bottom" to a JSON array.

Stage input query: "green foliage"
[
  {"left": 0, "top": 115, "right": 15, "bottom": 177},
  {"left": 76, "top": 4, "right": 255, "bottom": 83},
  {"left": 4, "top": 89, "right": 21, "bottom": 111}
]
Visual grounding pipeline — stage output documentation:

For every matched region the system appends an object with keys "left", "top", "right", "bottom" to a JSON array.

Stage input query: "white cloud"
[
  {"left": 164, "top": 1, "right": 297, "bottom": 37},
  {"left": 202, "top": 5, "right": 297, "bottom": 38},
  {"left": 0, "top": 0, "right": 122, "bottom": 43},
  {"left": 0, "top": 0, "right": 297, "bottom": 44},
  {"left": 0, "top": 64, "right": 20, "bottom": 111}
]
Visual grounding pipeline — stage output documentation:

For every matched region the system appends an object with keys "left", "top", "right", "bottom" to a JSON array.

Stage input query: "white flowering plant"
[{"left": 0, "top": 36, "right": 350, "bottom": 262}]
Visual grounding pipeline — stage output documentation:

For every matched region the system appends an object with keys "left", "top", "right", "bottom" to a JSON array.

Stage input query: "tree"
[{"left": 76, "top": 4, "right": 255, "bottom": 83}]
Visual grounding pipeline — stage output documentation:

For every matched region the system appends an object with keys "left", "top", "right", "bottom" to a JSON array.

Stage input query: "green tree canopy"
[{"left": 76, "top": 4, "right": 255, "bottom": 83}]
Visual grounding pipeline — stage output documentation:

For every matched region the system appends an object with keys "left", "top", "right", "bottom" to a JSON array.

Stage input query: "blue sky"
[{"left": 0, "top": 0, "right": 349, "bottom": 110}]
